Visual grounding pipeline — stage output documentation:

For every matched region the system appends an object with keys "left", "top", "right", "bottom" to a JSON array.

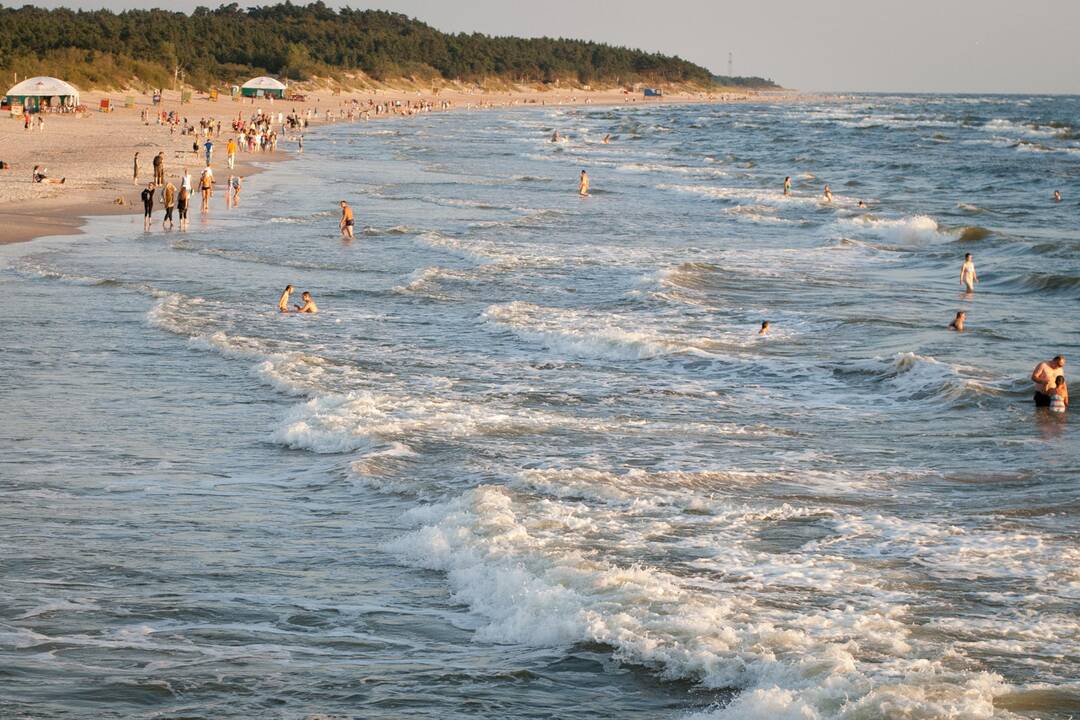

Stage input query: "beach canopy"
[
  {"left": 4, "top": 76, "right": 80, "bottom": 110},
  {"left": 240, "top": 76, "right": 287, "bottom": 98}
]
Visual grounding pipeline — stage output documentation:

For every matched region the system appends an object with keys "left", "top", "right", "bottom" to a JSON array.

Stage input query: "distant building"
[
  {"left": 240, "top": 76, "right": 287, "bottom": 99},
  {"left": 3, "top": 76, "right": 81, "bottom": 112}
]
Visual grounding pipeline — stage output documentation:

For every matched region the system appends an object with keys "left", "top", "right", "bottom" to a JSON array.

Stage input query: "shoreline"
[{"left": 0, "top": 86, "right": 789, "bottom": 247}]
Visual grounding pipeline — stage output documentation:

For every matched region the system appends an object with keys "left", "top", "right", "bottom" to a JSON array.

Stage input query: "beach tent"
[
  {"left": 240, "top": 76, "right": 287, "bottom": 99},
  {"left": 3, "top": 76, "right": 80, "bottom": 112}
]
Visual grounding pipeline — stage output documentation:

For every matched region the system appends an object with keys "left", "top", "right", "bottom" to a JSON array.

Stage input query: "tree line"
[{"left": 0, "top": 2, "right": 777, "bottom": 91}]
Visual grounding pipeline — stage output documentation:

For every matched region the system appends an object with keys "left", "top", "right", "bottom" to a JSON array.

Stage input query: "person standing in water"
[
  {"left": 1048, "top": 376, "right": 1069, "bottom": 413},
  {"left": 278, "top": 285, "right": 294, "bottom": 313},
  {"left": 231, "top": 175, "right": 242, "bottom": 206},
  {"left": 783, "top": 176, "right": 791, "bottom": 196},
  {"left": 823, "top": 184, "right": 833, "bottom": 203},
  {"left": 949, "top": 311, "right": 966, "bottom": 332},
  {"left": 758, "top": 321, "right": 770, "bottom": 336},
  {"left": 1031, "top": 355, "right": 1066, "bottom": 407},
  {"left": 960, "top": 253, "right": 978, "bottom": 293},
  {"left": 339, "top": 200, "right": 355, "bottom": 239},
  {"left": 141, "top": 182, "right": 155, "bottom": 231},
  {"left": 177, "top": 185, "right": 190, "bottom": 230},
  {"left": 162, "top": 180, "right": 177, "bottom": 230},
  {"left": 199, "top": 165, "right": 213, "bottom": 212},
  {"left": 295, "top": 291, "right": 318, "bottom": 314},
  {"left": 1054, "top": 190, "right": 1062, "bottom": 203},
  {"left": 579, "top": 170, "right": 590, "bottom": 197}
]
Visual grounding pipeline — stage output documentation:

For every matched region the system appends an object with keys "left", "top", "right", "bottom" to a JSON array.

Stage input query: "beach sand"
[{"left": 0, "top": 85, "right": 767, "bottom": 245}]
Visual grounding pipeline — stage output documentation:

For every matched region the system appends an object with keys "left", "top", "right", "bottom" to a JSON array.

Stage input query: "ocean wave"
[
  {"left": 835, "top": 215, "right": 950, "bottom": 245},
  {"left": 837, "top": 352, "right": 1007, "bottom": 406},
  {"left": 388, "top": 484, "right": 1036, "bottom": 720}
]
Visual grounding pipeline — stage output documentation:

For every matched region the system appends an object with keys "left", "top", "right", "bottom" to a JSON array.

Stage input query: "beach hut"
[
  {"left": 3, "top": 76, "right": 81, "bottom": 112},
  {"left": 240, "top": 76, "right": 287, "bottom": 99}
]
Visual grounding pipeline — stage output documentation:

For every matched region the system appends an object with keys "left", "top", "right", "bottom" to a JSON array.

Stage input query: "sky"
[{"left": 23, "top": 0, "right": 1080, "bottom": 93}]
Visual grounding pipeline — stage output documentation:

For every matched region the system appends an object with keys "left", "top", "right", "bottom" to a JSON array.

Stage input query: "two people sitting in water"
[{"left": 277, "top": 285, "right": 318, "bottom": 314}]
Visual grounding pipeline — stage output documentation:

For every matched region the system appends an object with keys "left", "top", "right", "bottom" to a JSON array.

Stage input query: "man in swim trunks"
[
  {"left": 278, "top": 284, "right": 294, "bottom": 313},
  {"left": 960, "top": 253, "right": 977, "bottom": 293},
  {"left": 141, "top": 182, "right": 155, "bottom": 231},
  {"left": 340, "top": 200, "right": 354, "bottom": 239},
  {"left": 1031, "top": 355, "right": 1065, "bottom": 407},
  {"left": 295, "top": 291, "right": 318, "bottom": 314}
]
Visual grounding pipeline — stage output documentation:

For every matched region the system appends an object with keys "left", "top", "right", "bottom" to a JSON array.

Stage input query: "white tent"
[
  {"left": 240, "top": 76, "right": 287, "bottom": 98},
  {"left": 5, "top": 76, "right": 81, "bottom": 110}
]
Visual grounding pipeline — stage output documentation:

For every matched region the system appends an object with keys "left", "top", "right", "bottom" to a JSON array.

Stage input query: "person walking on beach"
[
  {"left": 949, "top": 311, "right": 966, "bottom": 332},
  {"left": 204, "top": 138, "right": 214, "bottom": 166},
  {"left": 141, "top": 182, "right": 155, "bottom": 231},
  {"left": 339, "top": 200, "right": 355, "bottom": 239},
  {"left": 153, "top": 152, "right": 165, "bottom": 186},
  {"left": 199, "top": 166, "right": 213, "bottom": 212},
  {"left": 177, "top": 185, "right": 190, "bottom": 230},
  {"left": 1031, "top": 355, "right": 1065, "bottom": 407},
  {"left": 579, "top": 170, "right": 590, "bottom": 197},
  {"left": 783, "top": 176, "right": 791, "bottom": 196},
  {"left": 231, "top": 175, "right": 242, "bottom": 207},
  {"left": 278, "top": 285, "right": 294, "bottom": 313},
  {"left": 133, "top": 152, "right": 140, "bottom": 184},
  {"left": 960, "top": 253, "right": 978, "bottom": 293},
  {"left": 226, "top": 137, "right": 237, "bottom": 170},
  {"left": 181, "top": 168, "right": 192, "bottom": 196},
  {"left": 295, "top": 291, "right": 318, "bottom": 314},
  {"left": 162, "top": 181, "right": 177, "bottom": 230}
]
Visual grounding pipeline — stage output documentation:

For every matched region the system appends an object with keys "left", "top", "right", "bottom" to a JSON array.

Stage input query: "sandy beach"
[{"left": 0, "top": 85, "right": 763, "bottom": 245}]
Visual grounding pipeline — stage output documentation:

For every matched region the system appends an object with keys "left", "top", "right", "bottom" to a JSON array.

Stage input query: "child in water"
[{"left": 1049, "top": 376, "right": 1069, "bottom": 413}]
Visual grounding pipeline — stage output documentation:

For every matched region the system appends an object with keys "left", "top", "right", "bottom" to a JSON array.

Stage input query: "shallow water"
[{"left": 2, "top": 95, "right": 1078, "bottom": 719}]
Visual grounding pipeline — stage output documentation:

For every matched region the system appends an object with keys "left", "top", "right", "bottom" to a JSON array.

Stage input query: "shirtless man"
[
  {"left": 1031, "top": 355, "right": 1065, "bottom": 407},
  {"left": 339, "top": 200, "right": 355, "bottom": 239},
  {"left": 295, "top": 291, "right": 318, "bottom": 314},
  {"left": 579, "top": 170, "right": 590, "bottom": 197},
  {"left": 278, "top": 284, "right": 294, "bottom": 312},
  {"left": 783, "top": 176, "right": 791, "bottom": 196},
  {"left": 960, "top": 253, "right": 978, "bottom": 292},
  {"left": 949, "top": 311, "right": 965, "bottom": 332}
]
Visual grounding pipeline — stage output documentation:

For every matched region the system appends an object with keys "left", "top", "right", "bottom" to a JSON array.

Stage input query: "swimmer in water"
[
  {"left": 783, "top": 176, "right": 791, "bottom": 196},
  {"left": 295, "top": 291, "right": 318, "bottom": 314},
  {"left": 339, "top": 200, "right": 354, "bottom": 239},
  {"left": 960, "top": 253, "right": 978, "bottom": 293},
  {"left": 857, "top": 200, "right": 867, "bottom": 208},
  {"left": 823, "top": 184, "right": 833, "bottom": 203},
  {"left": 579, "top": 170, "right": 590, "bottom": 197},
  {"left": 1054, "top": 190, "right": 1062, "bottom": 203},
  {"left": 758, "top": 320, "right": 770, "bottom": 336},
  {"left": 602, "top": 134, "right": 611, "bottom": 144},
  {"left": 1048, "top": 375, "right": 1069, "bottom": 413},
  {"left": 949, "top": 311, "right": 966, "bottom": 332},
  {"left": 278, "top": 284, "right": 294, "bottom": 313},
  {"left": 1031, "top": 354, "right": 1065, "bottom": 407},
  {"left": 551, "top": 130, "right": 560, "bottom": 142}
]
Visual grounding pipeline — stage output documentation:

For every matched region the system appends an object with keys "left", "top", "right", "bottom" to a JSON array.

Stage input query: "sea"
[{"left": 1, "top": 94, "right": 1078, "bottom": 719}]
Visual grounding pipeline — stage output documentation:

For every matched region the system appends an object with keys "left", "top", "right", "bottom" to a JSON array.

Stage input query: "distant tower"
[{"left": 728, "top": 52, "right": 733, "bottom": 77}]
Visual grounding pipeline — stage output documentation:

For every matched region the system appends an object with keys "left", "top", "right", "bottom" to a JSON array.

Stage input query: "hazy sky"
[{"left": 25, "top": 0, "right": 1080, "bottom": 93}]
